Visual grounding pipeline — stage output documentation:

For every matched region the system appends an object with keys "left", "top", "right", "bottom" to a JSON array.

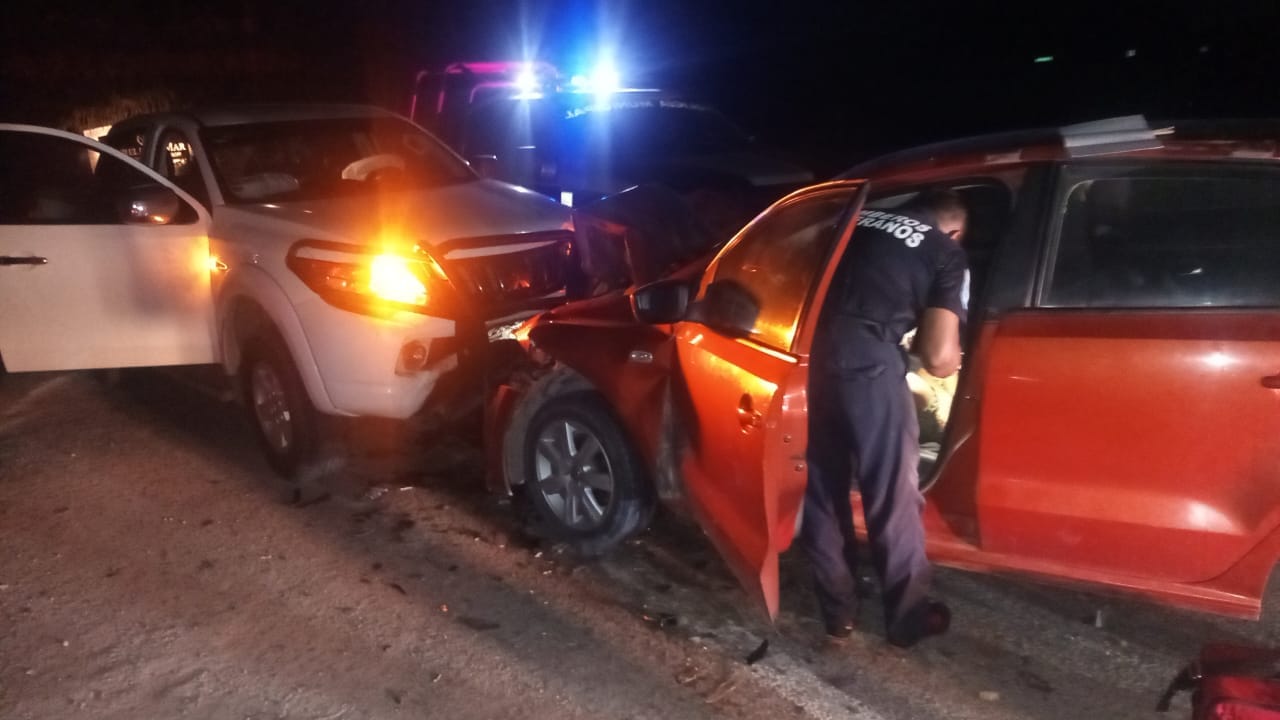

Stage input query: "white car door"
[{"left": 0, "top": 124, "right": 217, "bottom": 371}]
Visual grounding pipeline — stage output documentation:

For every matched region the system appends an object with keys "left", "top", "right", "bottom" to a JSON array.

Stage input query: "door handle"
[
  {"left": 0, "top": 256, "right": 48, "bottom": 266},
  {"left": 1262, "top": 374, "right": 1280, "bottom": 389},
  {"left": 737, "top": 393, "right": 763, "bottom": 431}
]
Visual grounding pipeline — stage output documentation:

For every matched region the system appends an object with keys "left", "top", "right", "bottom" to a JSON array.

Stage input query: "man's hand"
[{"left": 915, "top": 307, "right": 961, "bottom": 377}]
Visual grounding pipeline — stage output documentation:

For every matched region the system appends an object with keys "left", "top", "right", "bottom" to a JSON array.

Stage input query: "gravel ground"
[{"left": 0, "top": 370, "right": 1274, "bottom": 720}]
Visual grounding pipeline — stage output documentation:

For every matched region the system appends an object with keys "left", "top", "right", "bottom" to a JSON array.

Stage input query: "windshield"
[
  {"left": 465, "top": 97, "right": 755, "bottom": 160},
  {"left": 202, "top": 117, "right": 475, "bottom": 203},
  {"left": 562, "top": 102, "right": 755, "bottom": 156}
]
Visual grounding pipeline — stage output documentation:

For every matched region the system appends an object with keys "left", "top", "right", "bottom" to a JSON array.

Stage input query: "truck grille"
[{"left": 443, "top": 231, "right": 573, "bottom": 313}]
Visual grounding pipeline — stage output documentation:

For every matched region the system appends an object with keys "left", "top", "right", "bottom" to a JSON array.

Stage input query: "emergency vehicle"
[{"left": 410, "top": 61, "right": 813, "bottom": 240}]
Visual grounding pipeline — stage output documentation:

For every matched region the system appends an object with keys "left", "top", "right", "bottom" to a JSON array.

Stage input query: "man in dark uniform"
[{"left": 801, "top": 189, "right": 968, "bottom": 647}]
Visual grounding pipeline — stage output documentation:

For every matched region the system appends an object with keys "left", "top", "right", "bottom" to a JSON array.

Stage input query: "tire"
[
  {"left": 516, "top": 391, "right": 654, "bottom": 557},
  {"left": 240, "top": 331, "right": 320, "bottom": 479}
]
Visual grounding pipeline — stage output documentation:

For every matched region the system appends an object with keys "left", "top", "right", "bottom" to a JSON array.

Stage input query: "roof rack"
[
  {"left": 1060, "top": 115, "right": 1163, "bottom": 157},
  {"left": 842, "top": 115, "right": 1179, "bottom": 177}
]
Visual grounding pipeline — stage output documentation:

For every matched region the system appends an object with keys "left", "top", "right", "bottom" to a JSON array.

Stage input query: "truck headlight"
[
  {"left": 369, "top": 254, "right": 428, "bottom": 306},
  {"left": 287, "top": 240, "right": 447, "bottom": 316}
]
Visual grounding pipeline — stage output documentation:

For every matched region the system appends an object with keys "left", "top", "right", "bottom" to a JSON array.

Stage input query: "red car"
[{"left": 487, "top": 117, "right": 1280, "bottom": 621}]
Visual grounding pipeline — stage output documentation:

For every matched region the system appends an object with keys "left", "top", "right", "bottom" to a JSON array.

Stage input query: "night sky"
[{"left": 4, "top": 0, "right": 1279, "bottom": 174}]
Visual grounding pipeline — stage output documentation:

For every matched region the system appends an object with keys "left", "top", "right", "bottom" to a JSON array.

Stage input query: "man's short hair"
[{"left": 906, "top": 189, "right": 967, "bottom": 227}]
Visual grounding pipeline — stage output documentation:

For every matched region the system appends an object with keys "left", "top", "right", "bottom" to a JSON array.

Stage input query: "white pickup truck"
[{"left": 0, "top": 104, "right": 576, "bottom": 475}]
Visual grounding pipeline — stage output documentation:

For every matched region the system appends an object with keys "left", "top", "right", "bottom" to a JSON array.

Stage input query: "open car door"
[
  {"left": 0, "top": 124, "right": 216, "bottom": 372},
  {"left": 673, "top": 181, "right": 868, "bottom": 618}
]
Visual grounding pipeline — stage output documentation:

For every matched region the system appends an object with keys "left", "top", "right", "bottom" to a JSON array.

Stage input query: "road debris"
[
  {"left": 386, "top": 582, "right": 407, "bottom": 595},
  {"left": 705, "top": 678, "right": 738, "bottom": 704},
  {"left": 675, "top": 662, "right": 705, "bottom": 686},
  {"left": 642, "top": 612, "right": 679, "bottom": 629},
  {"left": 746, "top": 639, "right": 769, "bottom": 665},
  {"left": 979, "top": 690, "right": 1000, "bottom": 702}
]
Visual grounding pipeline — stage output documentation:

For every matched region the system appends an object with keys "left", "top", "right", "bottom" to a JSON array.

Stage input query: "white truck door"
[{"left": 0, "top": 124, "right": 217, "bottom": 371}]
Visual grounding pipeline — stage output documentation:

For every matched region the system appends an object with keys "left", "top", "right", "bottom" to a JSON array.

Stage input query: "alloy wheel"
[
  {"left": 250, "top": 362, "right": 293, "bottom": 454},
  {"left": 532, "top": 417, "right": 615, "bottom": 531}
]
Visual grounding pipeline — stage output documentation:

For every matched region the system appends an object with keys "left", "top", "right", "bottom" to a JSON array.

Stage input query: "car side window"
[
  {"left": 156, "top": 128, "right": 211, "bottom": 207},
  {"left": 0, "top": 130, "right": 166, "bottom": 225},
  {"left": 1045, "top": 165, "right": 1280, "bottom": 308},
  {"left": 704, "top": 190, "right": 852, "bottom": 351}
]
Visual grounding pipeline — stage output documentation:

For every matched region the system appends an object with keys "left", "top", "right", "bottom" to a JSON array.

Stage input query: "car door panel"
[
  {"left": 978, "top": 311, "right": 1280, "bottom": 583},
  {"left": 0, "top": 225, "right": 216, "bottom": 371},
  {"left": 674, "top": 182, "right": 867, "bottom": 619},
  {"left": 0, "top": 125, "right": 215, "bottom": 371},
  {"left": 674, "top": 327, "right": 807, "bottom": 616}
]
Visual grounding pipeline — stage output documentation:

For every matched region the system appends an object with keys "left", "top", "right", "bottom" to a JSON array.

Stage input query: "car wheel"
[
  {"left": 519, "top": 392, "right": 653, "bottom": 556},
  {"left": 241, "top": 332, "right": 319, "bottom": 479}
]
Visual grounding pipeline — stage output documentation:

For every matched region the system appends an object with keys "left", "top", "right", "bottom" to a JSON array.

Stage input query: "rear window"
[{"left": 1045, "top": 165, "right": 1280, "bottom": 308}]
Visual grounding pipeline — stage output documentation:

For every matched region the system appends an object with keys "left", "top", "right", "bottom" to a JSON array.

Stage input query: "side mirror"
[
  {"left": 631, "top": 277, "right": 692, "bottom": 324},
  {"left": 687, "top": 280, "right": 760, "bottom": 338},
  {"left": 117, "top": 183, "right": 181, "bottom": 225},
  {"left": 469, "top": 154, "right": 499, "bottom": 179}
]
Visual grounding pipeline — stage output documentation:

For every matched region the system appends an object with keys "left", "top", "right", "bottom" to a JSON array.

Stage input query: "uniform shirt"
[{"left": 813, "top": 206, "right": 969, "bottom": 376}]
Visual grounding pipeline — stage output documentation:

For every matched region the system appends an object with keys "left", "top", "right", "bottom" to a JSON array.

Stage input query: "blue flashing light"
[
  {"left": 589, "top": 60, "right": 621, "bottom": 96},
  {"left": 567, "top": 58, "right": 622, "bottom": 96},
  {"left": 515, "top": 63, "right": 539, "bottom": 95}
]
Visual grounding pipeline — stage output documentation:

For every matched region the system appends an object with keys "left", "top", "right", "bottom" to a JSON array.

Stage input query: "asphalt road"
[{"left": 0, "top": 370, "right": 1275, "bottom": 720}]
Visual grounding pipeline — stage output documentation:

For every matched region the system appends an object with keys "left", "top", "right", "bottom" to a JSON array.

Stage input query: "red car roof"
[{"left": 842, "top": 118, "right": 1280, "bottom": 180}]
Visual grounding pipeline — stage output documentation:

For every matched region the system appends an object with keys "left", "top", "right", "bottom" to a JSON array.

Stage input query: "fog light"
[{"left": 397, "top": 341, "right": 429, "bottom": 375}]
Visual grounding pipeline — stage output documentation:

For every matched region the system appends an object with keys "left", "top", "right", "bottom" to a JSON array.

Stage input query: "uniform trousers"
[{"left": 799, "top": 359, "right": 932, "bottom": 634}]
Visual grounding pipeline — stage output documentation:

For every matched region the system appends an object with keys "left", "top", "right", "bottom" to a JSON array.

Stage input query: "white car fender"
[{"left": 214, "top": 263, "right": 340, "bottom": 415}]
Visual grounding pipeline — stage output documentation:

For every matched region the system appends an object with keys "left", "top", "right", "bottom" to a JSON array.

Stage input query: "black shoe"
[
  {"left": 887, "top": 600, "right": 950, "bottom": 648},
  {"left": 825, "top": 619, "right": 857, "bottom": 639}
]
